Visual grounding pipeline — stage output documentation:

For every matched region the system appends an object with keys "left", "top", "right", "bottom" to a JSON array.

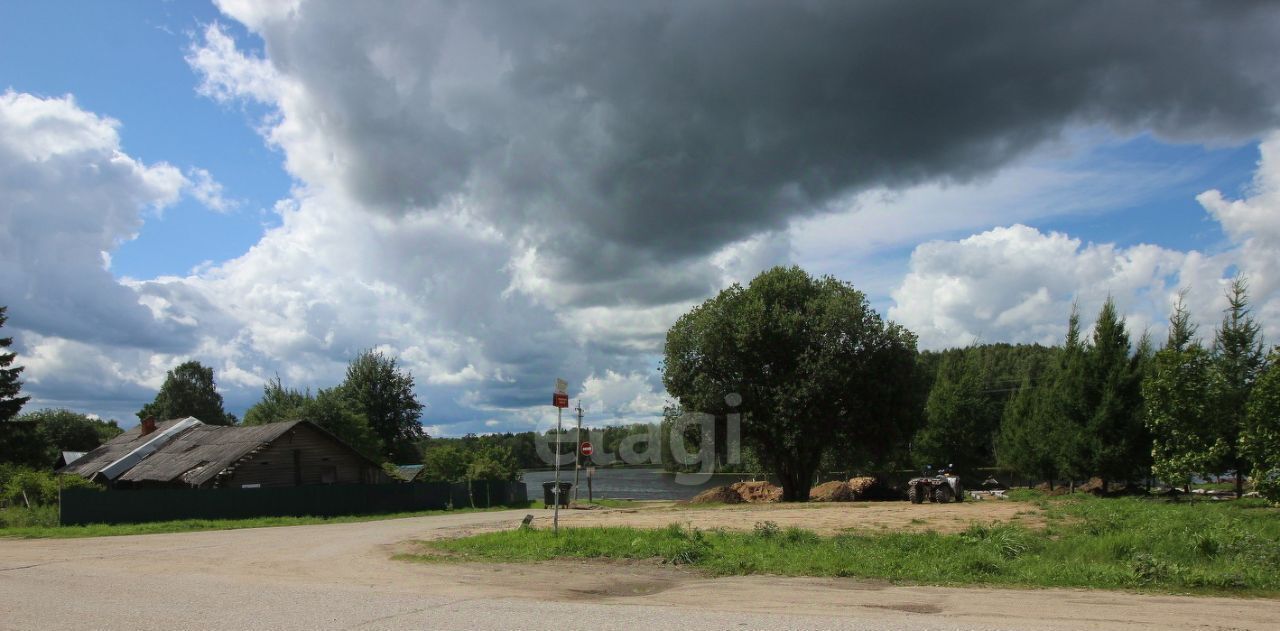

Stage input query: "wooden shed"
[{"left": 61, "top": 417, "right": 391, "bottom": 489}]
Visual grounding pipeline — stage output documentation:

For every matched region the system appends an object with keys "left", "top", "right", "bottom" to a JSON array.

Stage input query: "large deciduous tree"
[
  {"left": 662, "top": 266, "right": 917, "bottom": 502},
  {"left": 243, "top": 377, "right": 383, "bottom": 460},
  {"left": 0, "top": 306, "right": 30, "bottom": 423},
  {"left": 340, "top": 350, "right": 425, "bottom": 461},
  {"left": 138, "top": 360, "right": 232, "bottom": 425},
  {"left": 1210, "top": 278, "right": 1265, "bottom": 497}
]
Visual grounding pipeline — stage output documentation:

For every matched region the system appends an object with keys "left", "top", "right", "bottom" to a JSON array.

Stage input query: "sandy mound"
[
  {"left": 809, "top": 480, "right": 855, "bottom": 502},
  {"left": 689, "top": 485, "right": 745, "bottom": 504},
  {"left": 732, "top": 480, "right": 783, "bottom": 503}
]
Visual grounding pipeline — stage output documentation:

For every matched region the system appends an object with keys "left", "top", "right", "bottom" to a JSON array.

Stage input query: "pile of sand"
[
  {"left": 732, "top": 480, "right": 783, "bottom": 503},
  {"left": 689, "top": 485, "right": 745, "bottom": 504},
  {"left": 809, "top": 480, "right": 855, "bottom": 502}
]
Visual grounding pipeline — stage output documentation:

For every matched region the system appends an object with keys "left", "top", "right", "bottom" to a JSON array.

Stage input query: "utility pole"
[{"left": 573, "top": 400, "right": 583, "bottom": 502}]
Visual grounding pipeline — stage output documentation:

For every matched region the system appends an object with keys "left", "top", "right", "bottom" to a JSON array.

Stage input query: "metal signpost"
[
  {"left": 552, "top": 378, "right": 568, "bottom": 534},
  {"left": 577, "top": 441, "right": 593, "bottom": 503},
  {"left": 572, "top": 400, "right": 584, "bottom": 502}
]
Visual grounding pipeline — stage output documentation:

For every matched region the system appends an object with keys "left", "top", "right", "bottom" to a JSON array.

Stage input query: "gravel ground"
[{"left": 2, "top": 507, "right": 1277, "bottom": 630}]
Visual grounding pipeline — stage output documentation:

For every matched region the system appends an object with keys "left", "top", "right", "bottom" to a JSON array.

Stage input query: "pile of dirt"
[
  {"left": 689, "top": 485, "right": 745, "bottom": 504},
  {"left": 847, "top": 477, "right": 878, "bottom": 497},
  {"left": 1034, "top": 482, "right": 1072, "bottom": 496},
  {"left": 1079, "top": 477, "right": 1107, "bottom": 495},
  {"left": 732, "top": 480, "right": 783, "bottom": 503},
  {"left": 809, "top": 480, "right": 855, "bottom": 502}
]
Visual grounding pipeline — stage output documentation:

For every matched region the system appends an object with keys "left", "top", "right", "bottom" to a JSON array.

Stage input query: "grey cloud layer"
[{"left": 234, "top": 0, "right": 1280, "bottom": 306}]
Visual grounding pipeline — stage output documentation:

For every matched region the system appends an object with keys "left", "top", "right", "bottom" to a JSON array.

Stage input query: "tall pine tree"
[
  {"left": 1210, "top": 278, "right": 1265, "bottom": 497},
  {"left": 0, "top": 306, "right": 30, "bottom": 422}
]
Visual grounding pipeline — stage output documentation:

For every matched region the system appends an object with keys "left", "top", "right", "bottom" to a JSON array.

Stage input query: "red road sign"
[
  {"left": 580, "top": 442, "right": 594, "bottom": 456},
  {"left": 552, "top": 392, "right": 569, "bottom": 408}
]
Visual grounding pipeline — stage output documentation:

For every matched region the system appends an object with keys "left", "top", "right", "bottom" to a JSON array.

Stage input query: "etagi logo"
[{"left": 534, "top": 394, "right": 743, "bottom": 485}]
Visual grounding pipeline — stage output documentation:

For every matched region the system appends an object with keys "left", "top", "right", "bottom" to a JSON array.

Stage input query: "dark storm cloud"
[{"left": 243, "top": 0, "right": 1280, "bottom": 304}]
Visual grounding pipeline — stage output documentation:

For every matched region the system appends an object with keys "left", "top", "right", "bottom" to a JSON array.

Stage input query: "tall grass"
[
  {"left": 0, "top": 501, "right": 539, "bottom": 539},
  {"left": 420, "top": 495, "right": 1280, "bottom": 595}
]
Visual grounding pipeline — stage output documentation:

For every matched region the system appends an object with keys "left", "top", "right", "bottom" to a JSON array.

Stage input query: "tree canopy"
[
  {"left": 340, "top": 350, "right": 426, "bottom": 461},
  {"left": 1209, "top": 278, "right": 1266, "bottom": 496},
  {"left": 662, "top": 266, "right": 917, "bottom": 501},
  {"left": 0, "top": 408, "right": 122, "bottom": 468},
  {"left": 243, "top": 377, "right": 383, "bottom": 460},
  {"left": 137, "top": 360, "right": 231, "bottom": 425}
]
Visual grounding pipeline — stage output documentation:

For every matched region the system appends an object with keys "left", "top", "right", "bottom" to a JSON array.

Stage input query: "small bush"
[{"left": 752, "top": 520, "right": 780, "bottom": 539}]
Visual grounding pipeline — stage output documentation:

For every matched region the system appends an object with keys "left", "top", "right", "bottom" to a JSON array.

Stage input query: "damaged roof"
[{"left": 61, "top": 418, "right": 316, "bottom": 487}]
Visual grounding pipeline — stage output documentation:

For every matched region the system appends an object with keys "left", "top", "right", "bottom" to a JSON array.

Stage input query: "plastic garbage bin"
[{"left": 542, "top": 481, "right": 572, "bottom": 508}]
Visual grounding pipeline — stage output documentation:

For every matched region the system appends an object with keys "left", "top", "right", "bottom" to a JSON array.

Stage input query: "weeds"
[{"left": 418, "top": 494, "right": 1280, "bottom": 596}]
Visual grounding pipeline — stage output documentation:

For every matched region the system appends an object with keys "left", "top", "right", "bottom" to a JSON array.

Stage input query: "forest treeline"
[{"left": 3, "top": 275, "right": 1279, "bottom": 500}]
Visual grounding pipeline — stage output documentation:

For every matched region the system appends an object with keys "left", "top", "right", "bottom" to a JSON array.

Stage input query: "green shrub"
[{"left": 1, "top": 467, "right": 99, "bottom": 506}]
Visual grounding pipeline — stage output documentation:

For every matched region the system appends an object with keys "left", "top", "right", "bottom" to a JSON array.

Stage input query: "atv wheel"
[
  {"left": 932, "top": 483, "right": 953, "bottom": 504},
  {"left": 908, "top": 484, "right": 923, "bottom": 504}
]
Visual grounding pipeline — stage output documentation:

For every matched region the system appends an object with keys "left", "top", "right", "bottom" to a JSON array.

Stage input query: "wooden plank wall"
[{"left": 221, "top": 424, "right": 385, "bottom": 488}]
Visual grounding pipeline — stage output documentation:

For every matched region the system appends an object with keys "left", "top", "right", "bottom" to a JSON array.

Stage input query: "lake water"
[{"left": 521, "top": 467, "right": 766, "bottom": 500}]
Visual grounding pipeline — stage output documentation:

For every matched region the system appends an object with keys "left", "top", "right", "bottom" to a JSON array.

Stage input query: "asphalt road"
[{"left": 2, "top": 509, "right": 1277, "bottom": 630}]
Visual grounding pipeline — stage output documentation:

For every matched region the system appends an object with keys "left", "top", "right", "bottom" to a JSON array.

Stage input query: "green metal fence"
[{"left": 59, "top": 481, "right": 528, "bottom": 525}]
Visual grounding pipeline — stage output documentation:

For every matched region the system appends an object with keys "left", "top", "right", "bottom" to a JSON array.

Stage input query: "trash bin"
[{"left": 542, "top": 481, "right": 572, "bottom": 508}]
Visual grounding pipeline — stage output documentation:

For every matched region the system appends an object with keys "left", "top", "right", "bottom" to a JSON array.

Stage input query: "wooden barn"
[{"left": 61, "top": 417, "right": 391, "bottom": 489}]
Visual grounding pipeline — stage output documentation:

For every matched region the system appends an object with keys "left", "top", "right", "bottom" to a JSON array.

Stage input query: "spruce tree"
[
  {"left": 914, "top": 350, "right": 991, "bottom": 473},
  {"left": 1048, "top": 306, "right": 1091, "bottom": 489},
  {"left": 1211, "top": 278, "right": 1265, "bottom": 497},
  {"left": 1243, "top": 350, "right": 1280, "bottom": 502},
  {"left": 1084, "top": 298, "right": 1150, "bottom": 491},
  {"left": 996, "top": 360, "right": 1058, "bottom": 487},
  {"left": 0, "top": 306, "right": 30, "bottom": 422},
  {"left": 1144, "top": 295, "right": 1221, "bottom": 489}
]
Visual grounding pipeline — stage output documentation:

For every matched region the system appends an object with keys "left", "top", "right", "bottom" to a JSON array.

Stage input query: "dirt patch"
[
  {"left": 555, "top": 498, "right": 1046, "bottom": 535},
  {"left": 864, "top": 602, "right": 944, "bottom": 614}
]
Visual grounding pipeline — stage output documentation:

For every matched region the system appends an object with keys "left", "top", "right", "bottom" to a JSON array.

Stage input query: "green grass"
[
  {"left": 413, "top": 495, "right": 1280, "bottom": 596},
  {"left": 0, "top": 501, "right": 538, "bottom": 539}
]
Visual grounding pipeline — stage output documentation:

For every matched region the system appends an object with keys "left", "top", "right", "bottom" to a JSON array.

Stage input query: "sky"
[{"left": 3, "top": 1, "right": 1280, "bottom": 438}]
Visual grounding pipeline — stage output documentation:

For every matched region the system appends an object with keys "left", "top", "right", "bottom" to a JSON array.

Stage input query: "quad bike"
[{"left": 907, "top": 464, "right": 963, "bottom": 504}]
